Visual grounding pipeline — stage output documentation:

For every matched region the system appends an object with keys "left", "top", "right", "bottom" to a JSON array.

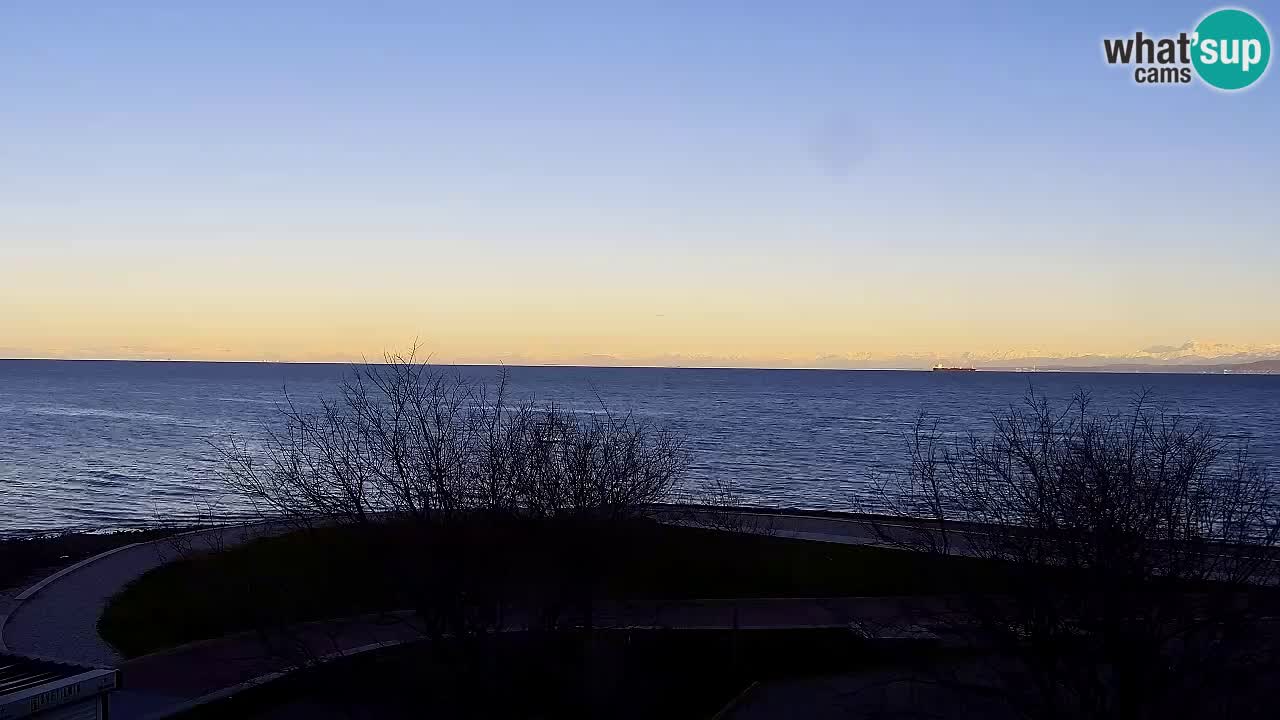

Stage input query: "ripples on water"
[{"left": 1, "top": 360, "right": 1277, "bottom": 534}]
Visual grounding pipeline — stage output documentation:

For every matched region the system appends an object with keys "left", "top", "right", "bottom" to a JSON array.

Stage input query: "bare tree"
[
  {"left": 867, "top": 389, "right": 1280, "bottom": 720},
  {"left": 215, "top": 352, "right": 689, "bottom": 642}
]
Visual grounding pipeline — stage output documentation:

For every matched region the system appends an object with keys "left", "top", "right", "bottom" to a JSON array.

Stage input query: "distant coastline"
[
  {"left": 981, "top": 359, "right": 1280, "bottom": 375},
  {"left": 0, "top": 357, "right": 1277, "bottom": 375}
]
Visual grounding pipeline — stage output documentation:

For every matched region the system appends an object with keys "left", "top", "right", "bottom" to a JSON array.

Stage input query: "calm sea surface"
[{"left": 1, "top": 360, "right": 1278, "bottom": 534}]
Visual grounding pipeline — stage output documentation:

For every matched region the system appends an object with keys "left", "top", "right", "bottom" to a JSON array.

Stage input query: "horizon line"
[{"left": 0, "top": 356, "right": 1273, "bottom": 376}]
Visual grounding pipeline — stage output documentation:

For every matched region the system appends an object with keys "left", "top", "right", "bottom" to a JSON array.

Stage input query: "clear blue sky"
[{"left": 2, "top": 1, "right": 1276, "bottom": 364}]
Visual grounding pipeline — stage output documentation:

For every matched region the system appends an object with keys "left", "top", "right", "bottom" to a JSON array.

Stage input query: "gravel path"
[{"left": 1, "top": 523, "right": 289, "bottom": 667}]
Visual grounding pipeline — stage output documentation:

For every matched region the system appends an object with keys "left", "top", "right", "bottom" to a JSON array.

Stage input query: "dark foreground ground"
[
  {"left": 100, "top": 518, "right": 1008, "bottom": 657},
  {"left": 93, "top": 516, "right": 1280, "bottom": 719},
  {"left": 171, "top": 628, "right": 968, "bottom": 720},
  {"left": 92, "top": 517, "right": 1016, "bottom": 719}
]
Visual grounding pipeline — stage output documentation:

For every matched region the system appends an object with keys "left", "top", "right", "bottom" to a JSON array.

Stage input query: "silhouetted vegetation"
[
  {"left": 212, "top": 352, "right": 691, "bottom": 643},
  {"left": 217, "top": 351, "right": 688, "bottom": 526},
  {"left": 869, "top": 389, "right": 1280, "bottom": 719},
  {"left": 103, "top": 367, "right": 1280, "bottom": 718},
  {"left": 98, "top": 518, "right": 1006, "bottom": 657}
]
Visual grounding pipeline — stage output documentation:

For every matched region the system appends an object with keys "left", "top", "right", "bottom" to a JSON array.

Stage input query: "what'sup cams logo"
[{"left": 1104, "top": 7, "right": 1270, "bottom": 90}]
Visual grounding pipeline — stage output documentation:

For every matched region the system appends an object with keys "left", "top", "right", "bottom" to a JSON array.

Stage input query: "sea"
[{"left": 1, "top": 359, "right": 1277, "bottom": 534}]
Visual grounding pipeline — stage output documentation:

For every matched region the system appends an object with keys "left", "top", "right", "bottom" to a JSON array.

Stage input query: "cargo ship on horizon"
[{"left": 932, "top": 366, "right": 978, "bottom": 372}]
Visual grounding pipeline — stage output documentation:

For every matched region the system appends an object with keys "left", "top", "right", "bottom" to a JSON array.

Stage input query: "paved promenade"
[
  {"left": 0, "top": 508, "right": 959, "bottom": 719},
  {"left": 0, "top": 509, "right": 969, "bottom": 666},
  {"left": 110, "top": 596, "right": 946, "bottom": 720},
  {"left": 0, "top": 523, "right": 289, "bottom": 666}
]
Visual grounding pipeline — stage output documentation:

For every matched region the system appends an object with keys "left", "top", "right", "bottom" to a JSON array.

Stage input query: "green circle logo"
[{"left": 1192, "top": 8, "right": 1271, "bottom": 90}]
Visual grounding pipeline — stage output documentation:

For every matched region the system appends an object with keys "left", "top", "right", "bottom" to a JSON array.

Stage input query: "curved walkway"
[
  {"left": 0, "top": 508, "right": 970, "bottom": 667},
  {"left": 0, "top": 508, "right": 962, "bottom": 719},
  {"left": 657, "top": 505, "right": 988, "bottom": 553},
  {"left": 0, "top": 522, "right": 291, "bottom": 667},
  {"left": 109, "top": 594, "right": 947, "bottom": 720},
  {"left": 114, "top": 613, "right": 423, "bottom": 720}
]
